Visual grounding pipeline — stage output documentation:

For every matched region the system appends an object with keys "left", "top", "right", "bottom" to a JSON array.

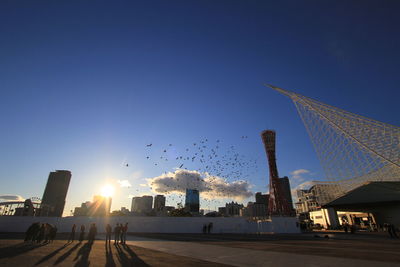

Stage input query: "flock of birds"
[{"left": 123, "top": 136, "right": 263, "bottom": 209}]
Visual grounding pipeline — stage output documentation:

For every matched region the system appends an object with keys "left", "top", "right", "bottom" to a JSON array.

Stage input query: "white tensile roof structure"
[{"left": 267, "top": 84, "right": 400, "bottom": 201}]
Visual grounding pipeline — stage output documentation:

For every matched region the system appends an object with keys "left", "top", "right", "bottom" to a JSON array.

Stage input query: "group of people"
[
  {"left": 25, "top": 222, "right": 57, "bottom": 243},
  {"left": 342, "top": 222, "right": 357, "bottom": 234},
  {"left": 384, "top": 223, "right": 398, "bottom": 238},
  {"left": 67, "top": 222, "right": 128, "bottom": 244},
  {"left": 202, "top": 222, "right": 213, "bottom": 234},
  {"left": 106, "top": 223, "right": 128, "bottom": 244},
  {"left": 68, "top": 223, "right": 98, "bottom": 242}
]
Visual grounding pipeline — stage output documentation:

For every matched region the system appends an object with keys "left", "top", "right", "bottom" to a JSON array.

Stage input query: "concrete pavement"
[
  {"left": 125, "top": 235, "right": 400, "bottom": 267},
  {"left": 0, "top": 239, "right": 231, "bottom": 266}
]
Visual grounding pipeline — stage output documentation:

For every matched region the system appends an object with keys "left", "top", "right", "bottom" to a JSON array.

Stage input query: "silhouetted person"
[
  {"left": 114, "top": 223, "right": 121, "bottom": 244},
  {"left": 387, "top": 223, "right": 398, "bottom": 238},
  {"left": 30, "top": 222, "right": 41, "bottom": 242},
  {"left": 350, "top": 224, "right": 356, "bottom": 234},
  {"left": 25, "top": 222, "right": 39, "bottom": 242},
  {"left": 24, "top": 223, "right": 33, "bottom": 242},
  {"left": 88, "top": 223, "right": 97, "bottom": 242},
  {"left": 121, "top": 223, "right": 128, "bottom": 244},
  {"left": 49, "top": 225, "right": 57, "bottom": 242},
  {"left": 68, "top": 224, "right": 76, "bottom": 242},
  {"left": 79, "top": 224, "right": 85, "bottom": 242},
  {"left": 44, "top": 223, "right": 52, "bottom": 243},
  {"left": 202, "top": 224, "right": 207, "bottom": 234},
  {"left": 391, "top": 224, "right": 398, "bottom": 238},
  {"left": 37, "top": 224, "right": 45, "bottom": 243},
  {"left": 105, "top": 224, "right": 112, "bottom": 243},
  {"left": 343, "top": 223, "right": 349, "bottom": 233},
  {"left": 207, "top": 222, "right": 213, "bottom": 234}
]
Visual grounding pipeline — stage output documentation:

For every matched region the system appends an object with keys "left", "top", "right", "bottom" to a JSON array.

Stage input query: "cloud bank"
[
  {"left": 0, "top": 195, "right": 25, "bottom": 202},
  {"left": 117, "top": 180, "right": 132, "bottom": 188},
  {"left": 147, "top": 169, "right": 253, "bottom": 200},
  {"left": 290, "top": 169, "right": 310, "bottom": 180}
]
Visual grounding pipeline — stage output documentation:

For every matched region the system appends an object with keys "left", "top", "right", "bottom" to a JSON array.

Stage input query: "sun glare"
[{"left": 100, "top": 184, "right": 115, "bottom": 197}]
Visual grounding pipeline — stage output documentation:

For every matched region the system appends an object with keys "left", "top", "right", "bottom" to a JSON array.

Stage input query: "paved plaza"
[
  {"left": 1, "top": 232, "right": 400, "bottom": 266},
  {"left": 0, "top": 239, "right": 229, "bottom": 267}
]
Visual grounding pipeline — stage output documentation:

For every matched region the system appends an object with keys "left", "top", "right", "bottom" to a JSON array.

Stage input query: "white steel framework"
[{"left": 267, "top": 84, "right": 400, "bottom": 199}]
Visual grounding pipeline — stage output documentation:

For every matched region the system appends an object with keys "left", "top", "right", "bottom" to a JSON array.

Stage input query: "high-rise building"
[
  {"left": 225, "top": 201, "right": 244, "bottom": 217},
  {"left": 141, "top": 196, "right": 153, "bottom": 212},
  {"left": 88, "top": 195, "right": 112, "bottom": 216},
  {"left": 255, "top": 192, "right": 269, "bottom": 205},
  {"left": 241, "top": 192, "right": 270, "bottom": 219},
  {"left": 131, "top": 197, "right": 141, "bottom": 212},
  {"left": 39, "top": 170, "right": 71, "bottom": 217},
  {"left": 218, "top": 207, "right": 227, "bottom": 215},
  {"left": 241, "top": 201, "right": 269, "bottom": 218},
  {"left": 73, "top": 201, "right": 91, "bottom": 216},
  {"left": 131, "top": 195, "right": 153, "bottom": 213},
  {"left": 185, "top": 189, "right": 199, "bottom": 213},
  {"left": 73, "top": 196, "right": 111, "bottom": 217},
  {"left": 120, "top": 207, "right": 130, "bottom": 215},
  {"left": 154, "top": 195, "right": 166, "bottom": 211}
]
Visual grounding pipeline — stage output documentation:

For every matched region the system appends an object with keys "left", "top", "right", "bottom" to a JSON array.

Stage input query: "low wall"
[{"left": 0, "top": 216, "right": 300, "bottom": 234}]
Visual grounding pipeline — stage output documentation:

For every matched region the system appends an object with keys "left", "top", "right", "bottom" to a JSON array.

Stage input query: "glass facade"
[{"left": 185, "top": 189, "right": 199, "bottom": 213}]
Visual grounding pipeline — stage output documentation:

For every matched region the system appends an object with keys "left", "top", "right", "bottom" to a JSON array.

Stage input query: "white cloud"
[
  {"left": 117, "top": 180, "right": 131, "bottom": 188},
  {"left": 139, "top": 184, "right": 147, "bottom": 187},
  {"left": 147, "top": 169, "right": 253, "bottom": 201},
  {"left": 290, "top": 169, "right": 310, "bottom": 179},
  {"left": 0, "top": 195, "right": 25, "bottom": 201}
]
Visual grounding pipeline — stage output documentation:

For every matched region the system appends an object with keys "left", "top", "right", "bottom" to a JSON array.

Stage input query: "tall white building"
[
  {"left": 131, "top": 195, "right": 153, "bottom": 213},
  {"left": 154, "top": 195, "right": 166, "bottom": 211}
]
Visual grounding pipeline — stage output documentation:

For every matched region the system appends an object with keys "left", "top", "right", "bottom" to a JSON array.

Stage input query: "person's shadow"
[
  {"left": 105, "top": 242, "right": 116, "bottom": 267},
  {"left": 54, "top": 242, "right": 81, "bottom": 265},
  {"left": 119, "top": 244, "right": 149, "bottom": 266},
  {"left": 34, "top": 243, "right": 70, "bottom": 265},
  {"left": 0, "top": 242, "right": 44, "bottom": 259},
  {"left": 114, "top": 243, "right": 131, "bottom": 266},
  {"left": 74, "top": 241, "right": 94, "bottom": 267}
]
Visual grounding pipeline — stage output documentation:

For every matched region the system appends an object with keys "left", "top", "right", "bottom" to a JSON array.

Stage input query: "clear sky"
[{"left": 1, "top": 1, "right": 399, "bottom": 215}]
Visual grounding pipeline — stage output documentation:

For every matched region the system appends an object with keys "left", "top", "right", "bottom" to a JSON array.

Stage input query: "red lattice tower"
[{"left": 261, "top": 130, "right": 293, "bottom": 216}]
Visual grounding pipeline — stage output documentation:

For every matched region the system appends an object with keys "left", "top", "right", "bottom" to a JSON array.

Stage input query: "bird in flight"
[{"left": 146, "top": 144, "right": 152, "bottom": 147}]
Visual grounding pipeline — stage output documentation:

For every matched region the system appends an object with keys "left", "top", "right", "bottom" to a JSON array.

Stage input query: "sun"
[{"left": 100, "top": 184, "right": 115, "bottom": 197}]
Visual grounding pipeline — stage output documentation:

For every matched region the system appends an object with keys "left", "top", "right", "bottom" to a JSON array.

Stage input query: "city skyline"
[{"left": 1, "top": 1, "right": 400, "bottom": 215}]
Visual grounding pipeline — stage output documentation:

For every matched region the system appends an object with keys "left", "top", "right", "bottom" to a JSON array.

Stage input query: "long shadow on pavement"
[
  {"left": 105, "top": 242, "right": 116, "bottom": 267},
  {"left": 121, "top": 244, "right": 149, "bottom": 266},
  {"left": 114, "top": 243, "right": 149, "bottom": 267},
  {"left": 0, "top": 242, "right": 44, "bottom": 259},
  {"left": 74, "top": 241, "right": 94, "bottom": 267},
  {"left": 34, "top": 243, "right": 70, "bottom": 265},
  {"left": 114, "top": 243, "right": 132, "bottom": 266},
  {"left": 54, "top": 242, "right": 81, "bottom": 265}
]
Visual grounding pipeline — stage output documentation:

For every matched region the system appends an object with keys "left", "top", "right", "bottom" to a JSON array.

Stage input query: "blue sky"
[{"left": 1, "top": 1, "right": 399, "bottom": 215}]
